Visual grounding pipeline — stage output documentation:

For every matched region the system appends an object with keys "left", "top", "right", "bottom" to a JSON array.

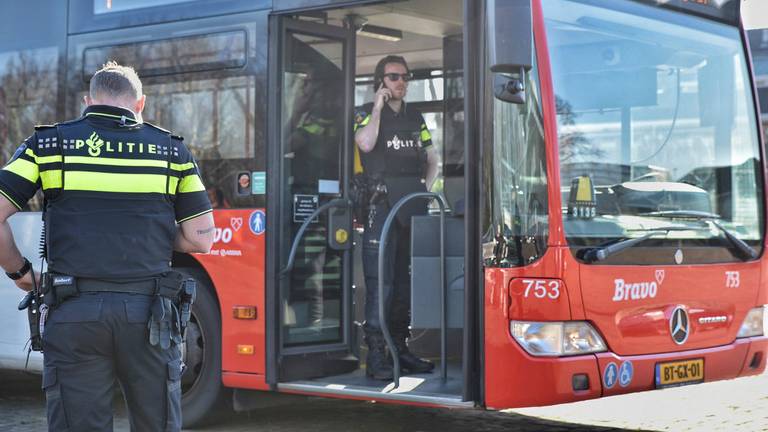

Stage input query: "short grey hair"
[{"left": 89, "top": 61, "right": 142, "bottom": 101}]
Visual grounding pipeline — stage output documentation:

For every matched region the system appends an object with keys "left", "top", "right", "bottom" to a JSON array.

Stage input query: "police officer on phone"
[
  {"left": 354, "top": 55, "right": 439, "bottom": 380},
  {"left": 0, "top": 61, "right": 213, "bottom": 431}
]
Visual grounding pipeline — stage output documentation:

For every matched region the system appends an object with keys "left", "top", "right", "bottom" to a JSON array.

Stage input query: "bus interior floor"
[{"left": 291, "top": 360, "right": 464, "bottom": 398}]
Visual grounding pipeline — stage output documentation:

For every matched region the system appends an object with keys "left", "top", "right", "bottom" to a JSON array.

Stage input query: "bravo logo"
[
  {"left": 213, "top": 217, "right": 244, "bottom": 244},
  {"left": 213, "top": 227, "right": 233, "bottom": 244},
  {"left": 612, "top": 270, "right": 663, "bottom": 302}
]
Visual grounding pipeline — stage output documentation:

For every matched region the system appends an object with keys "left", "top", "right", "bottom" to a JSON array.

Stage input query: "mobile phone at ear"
[{"left": 379, "top": 82, "right": 390, "bottom": 102}]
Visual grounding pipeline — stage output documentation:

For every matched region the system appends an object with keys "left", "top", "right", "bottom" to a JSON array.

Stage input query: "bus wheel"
[{"left": 179, "top": 271, "right": 229, "bottom": 428}]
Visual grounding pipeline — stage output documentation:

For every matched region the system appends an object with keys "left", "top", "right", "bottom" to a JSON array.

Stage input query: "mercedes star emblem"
[{"left": 669, "top": 306, "right": 690, "bottom": 345}]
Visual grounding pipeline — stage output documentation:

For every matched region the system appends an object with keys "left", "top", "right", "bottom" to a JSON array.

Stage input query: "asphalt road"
[{"left": 1, "top": 369, "right": 765, "bottom": 431}]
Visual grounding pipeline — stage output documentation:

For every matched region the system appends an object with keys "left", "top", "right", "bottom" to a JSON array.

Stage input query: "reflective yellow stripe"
[
  {"left": 178, "top": 174, "right": 205, "bottom": 193},
  {"left": 4, "top": 159, "right": 38, "bottom": 182},
  {"left": 354, "top": 146, "right": 363, "bottom": 175},
  {"left": 301, "top": 123, "right": 324, "bottom": 135},
  {"left": 26, "top": 149, "right": 62, "bottom": 164},
  {"left": 420, "top": 128, "right": 432, "bottom": 143},
  {"left": 178, "top": 208, "right": 213, "bottom": 223},
  {"left": 27, "top": 149, "right": 193, "bottom": 172},
  {"left": 63, "top": 156, "right": 193, "bottom": 173},
  {"left": 65, "top": 172, "right": 168, "bottom": 193},
  {"left": 0, "top": 189, "right": 21, "bottom": 209},
  {"left": 38, "top": 155, "right": 63, "bottom": 164},
  {"left": 170, "top": 162, "right": 194, "bottom": 171},
  {"left": 168, "top": 176, "right": 180, "bottom": 193},
  {"left": 65, "top": 155, "right": 167, "bottom": 168},
  {"left": 354, "top": 115, "right": 371, "bottom": 132},
  {"left": 40, "top": 170, "right": 62, "bottom": 189}
]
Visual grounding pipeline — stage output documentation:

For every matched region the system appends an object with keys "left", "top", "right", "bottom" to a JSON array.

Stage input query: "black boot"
[
  {"left": 394, "top": 332, "right": 434, "bottom": 374},
  {"left": 364, "top": 333, "right": 394, "bottom": 380}
]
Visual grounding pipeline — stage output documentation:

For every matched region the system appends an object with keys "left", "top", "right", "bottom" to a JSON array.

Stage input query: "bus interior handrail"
[
  {"left": 279, "top": 198, "right": 351, "bottom": 276},
  {"left": 378, "top": 192, "right": 448, "bottom": 388}
]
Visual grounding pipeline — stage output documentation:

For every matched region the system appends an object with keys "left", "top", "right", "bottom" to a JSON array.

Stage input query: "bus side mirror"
[{"left": 488, "top": 0, "right": 533, "bottom": 104}]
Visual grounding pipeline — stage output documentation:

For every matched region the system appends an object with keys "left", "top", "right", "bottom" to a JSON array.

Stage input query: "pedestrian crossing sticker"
[
  {"left": 250, "top": 210, "right": 265, "bottom": 235},
  {"left": 603, "top": 362, "right": 618, "bottom": 389}
]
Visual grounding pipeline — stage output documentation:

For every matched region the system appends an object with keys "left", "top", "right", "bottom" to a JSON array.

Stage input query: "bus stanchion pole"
[
  {"left": 378, "top": 208, "right": 399, "bottom": 387},
  {"left": 435, "top": 195, "right": 447, "bottom": 382},
  {"left": 280, "top": 198, "right": 350, "bottom": 277},
  {"left": 378, "top": 192, "right": 447, "bottom": 388}
]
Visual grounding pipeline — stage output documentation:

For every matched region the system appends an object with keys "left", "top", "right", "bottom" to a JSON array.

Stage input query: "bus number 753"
[{"left": 522, "top": 279, "right": 561, "bottom": 300}]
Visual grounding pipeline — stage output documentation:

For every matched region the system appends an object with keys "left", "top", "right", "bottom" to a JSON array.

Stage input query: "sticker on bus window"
[
  {"left": 252, "top": 171, "right": 266, "bottom": 195},
  {"left": 237, "top": 172, "right": 251, "bottom": 196},
  {"left": 249, "top": 210, "right": 266, "bottom": 235}
]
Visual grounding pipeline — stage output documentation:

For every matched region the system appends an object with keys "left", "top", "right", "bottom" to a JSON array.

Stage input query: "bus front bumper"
[{"left": 485, "top": 336, "right": 767, "bottom": 409}]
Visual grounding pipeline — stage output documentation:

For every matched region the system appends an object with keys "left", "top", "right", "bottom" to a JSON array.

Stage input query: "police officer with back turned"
[
  {"left": 354, "top": 55, "right": 439, "bottom": 380},
  {"left": 0, "top": 61, "right": 214, "bottom": 431}
]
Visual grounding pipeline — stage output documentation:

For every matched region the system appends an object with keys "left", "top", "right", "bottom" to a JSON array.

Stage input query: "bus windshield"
[{"left": 544, "top": 0, "right": 764, "bottom": 264}]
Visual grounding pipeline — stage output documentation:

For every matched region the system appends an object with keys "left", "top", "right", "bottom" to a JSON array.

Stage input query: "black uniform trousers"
[
  {"left": 362, "top": 200, "right": 412, "bottom": 337},
  {"left": 42, "top": 290, "right": 182, "bottom": 432}
]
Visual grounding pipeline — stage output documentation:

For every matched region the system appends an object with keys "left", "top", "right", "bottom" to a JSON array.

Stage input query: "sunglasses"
[{"left": 383, "top": 72, "right": 412, "bottom": 82}]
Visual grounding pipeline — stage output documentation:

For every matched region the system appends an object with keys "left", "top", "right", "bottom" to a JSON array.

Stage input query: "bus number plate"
[{"left": 655, "top": 358, "right": 704, "bottom": 388}]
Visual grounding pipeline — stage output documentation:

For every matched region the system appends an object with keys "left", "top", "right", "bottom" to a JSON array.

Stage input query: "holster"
[
  {"left": 178, "top": 279, "right": 196, "bottom": 339},
  {"left": 18, "top": 289, "right": 44, "bottom": 352},
  {"left": 350, "top": 174, "right": 373, "bottom": 223},
  {"left": 148, "top": 271, "right": 196, "bottom": 349},
  {"left": 42, "top": 273, "right": 78, "bottom": 308}
]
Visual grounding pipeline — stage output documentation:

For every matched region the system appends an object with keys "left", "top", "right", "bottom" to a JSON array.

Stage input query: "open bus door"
[
  {"left": 265, "top": 1, "right": 478, "bottom": 407},
  {"left": 268, "top": 16, "right": 359, "bottom": 382}
]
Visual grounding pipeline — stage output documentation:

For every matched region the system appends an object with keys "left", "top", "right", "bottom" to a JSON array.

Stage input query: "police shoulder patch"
[
  {"left": 8, "top": 142, "right": 27, "bottom": 163},
  {"left": 354, "top": 108, "right": 370, "bottom": 124}
]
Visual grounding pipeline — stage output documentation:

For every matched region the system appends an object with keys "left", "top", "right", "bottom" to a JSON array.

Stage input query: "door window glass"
[
  {"left": 483, "top": 46, "right": 548, "bottom": 266},
  {"left": 281, "top": 30, "right": 346, "bottom": 346}
]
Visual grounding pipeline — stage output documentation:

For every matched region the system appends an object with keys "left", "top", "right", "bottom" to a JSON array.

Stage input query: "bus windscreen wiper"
[
  {"left": 641, "top": 210, "right": 757, "bottom": 261},
  {"left": 581, "top": 226, "right": 697, "bottom": 263}
]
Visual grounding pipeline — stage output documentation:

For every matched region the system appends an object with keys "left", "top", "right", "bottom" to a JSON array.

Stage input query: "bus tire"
[{"left": 178, "top": 268, "right": 230, "bottom": 428}]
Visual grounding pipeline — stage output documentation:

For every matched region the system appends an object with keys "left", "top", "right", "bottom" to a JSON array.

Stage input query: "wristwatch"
[{"left": 6, "top": 258, "right": 31, "bottom": 280}]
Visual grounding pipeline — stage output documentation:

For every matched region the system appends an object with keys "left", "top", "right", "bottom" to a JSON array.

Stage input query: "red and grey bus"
[{"left": 0, "top": 0, "right": 765, "bottom": 427}]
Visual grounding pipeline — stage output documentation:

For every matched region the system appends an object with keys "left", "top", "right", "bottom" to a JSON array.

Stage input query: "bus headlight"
[
  {"left": 737, "top": 306, "right": 767, "bottom": 338},
  {"left": 510, "top": 321, "right": 607, "bottom": 356}
]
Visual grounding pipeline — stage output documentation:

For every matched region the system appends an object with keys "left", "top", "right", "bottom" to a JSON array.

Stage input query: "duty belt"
[{"left": 77, "top": 278, "right": 158, "bottom": 295}]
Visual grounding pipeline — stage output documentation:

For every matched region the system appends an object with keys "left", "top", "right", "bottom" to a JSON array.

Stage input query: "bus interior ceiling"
[{"left": 285, "top": 0, "right": 467, "bottom": 397}]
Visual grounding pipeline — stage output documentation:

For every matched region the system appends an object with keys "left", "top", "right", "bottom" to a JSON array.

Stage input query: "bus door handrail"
[
  {"left": 378, "top": 192, "right": 448, "bottom": 388},
  {"left": 279, "top": 198, "right": 351, "bottom": 276}
]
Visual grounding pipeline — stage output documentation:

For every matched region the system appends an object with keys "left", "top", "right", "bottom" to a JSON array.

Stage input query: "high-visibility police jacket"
[
  {"left": 0, "top": 105, "right": 212, "bottom": 280},
  {"left": 353, "top": 101, "right": 432, "bottom": 178},
  {"left": 291, "top": 112, "right": 340, "bottom": 191},
  {"left": 353, "top": 102, "right": 433, "bottom": 225}
]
